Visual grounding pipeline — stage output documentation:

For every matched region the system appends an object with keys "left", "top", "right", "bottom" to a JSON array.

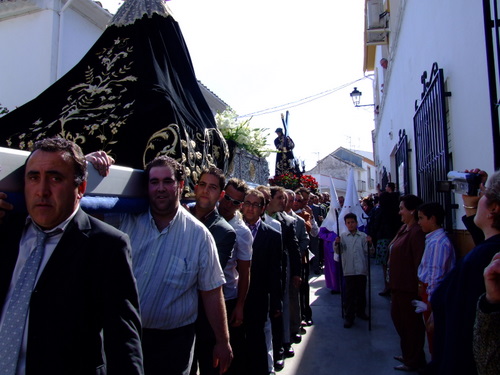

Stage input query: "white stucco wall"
[
  {"left": 0, "top": 10, "right": 57, "bottom": 108},
  {"left": 58, "top": 5, "right": 108, "bottom": 75},
  {"left": 371, "top": 0, "right": 495, "bottom": 229},
  {"left": 0, "top": 0, "right": 110, "bottom": 110},
  {"left": 375, "top": 0, "right": 494, "bottom": 187}
]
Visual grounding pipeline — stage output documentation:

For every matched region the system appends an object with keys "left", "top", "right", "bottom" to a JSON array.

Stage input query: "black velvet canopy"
[{"left": 0, "top": 0, "right": 228, "bottom": 192}]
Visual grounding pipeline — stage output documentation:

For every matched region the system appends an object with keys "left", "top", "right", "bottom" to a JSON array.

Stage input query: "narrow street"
[{"left": 279, "top": 259, "right": 427, "bottom": 375}]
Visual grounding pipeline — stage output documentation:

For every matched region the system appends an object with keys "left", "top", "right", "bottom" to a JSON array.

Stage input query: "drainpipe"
[
  {"left": 55, "top": 0, "right": 76, "bottom": 80},
  {"left": 482, "top": 0, "right": 500, "bottom": 170}
]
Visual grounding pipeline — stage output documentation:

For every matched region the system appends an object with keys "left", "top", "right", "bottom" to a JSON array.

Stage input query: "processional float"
[{"left": 0, "top": 0, "right": 229, "bottom": 209}]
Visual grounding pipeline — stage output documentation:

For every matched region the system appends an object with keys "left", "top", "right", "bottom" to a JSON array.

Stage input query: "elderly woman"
[
  {"left": 474, "top": 251, "right": 500, "bottom": 375},
  {"left": 429, "top": 170, "right": 500, "bottom": 375},
  {"left": 388, "top": 194, "right": 427, "bottom": 372}
]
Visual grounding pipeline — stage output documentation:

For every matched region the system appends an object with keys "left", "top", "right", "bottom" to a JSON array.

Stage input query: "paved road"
[{"left": 278, "top": 259, "right": 429, "bottom": 375}]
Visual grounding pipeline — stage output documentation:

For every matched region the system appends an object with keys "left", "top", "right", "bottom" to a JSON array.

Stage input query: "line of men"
[{"left": 0, "top": 137, "right": 321, "bottom": 375}]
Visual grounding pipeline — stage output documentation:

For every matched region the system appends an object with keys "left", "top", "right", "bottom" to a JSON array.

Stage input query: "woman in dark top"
[{"left": 429, "top": 170, "right": 500, "bottom": 375}]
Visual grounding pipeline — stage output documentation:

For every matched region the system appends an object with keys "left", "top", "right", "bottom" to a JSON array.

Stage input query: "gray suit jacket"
[{"left": 289, "top": 211, "right": 309, "bottom": 257}]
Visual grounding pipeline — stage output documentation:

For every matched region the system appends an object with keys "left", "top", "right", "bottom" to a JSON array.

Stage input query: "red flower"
[{"left": 269, "top": 173, "right": 318, "bottom": 191}]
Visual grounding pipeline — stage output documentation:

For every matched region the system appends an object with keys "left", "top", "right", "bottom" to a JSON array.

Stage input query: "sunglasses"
[
  {"left": 223, "top": 194, "right": 243, "bottom": 206},
  {"left": 242, "top": 202, "right": 264, "bottom": 208}
]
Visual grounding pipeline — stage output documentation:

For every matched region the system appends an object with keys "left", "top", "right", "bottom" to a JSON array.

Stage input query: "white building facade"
[
  {"left": 308, "top": 147, "right": 378, "bottom": 199},
  {"left": 0, "top": 0, "right": 112, "bottom": 110},
  {"left": 364, "top": 0, "right": 500, "bottom": 254}
]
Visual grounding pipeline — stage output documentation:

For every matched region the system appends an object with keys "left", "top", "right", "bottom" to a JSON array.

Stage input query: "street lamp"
[{"left": 350, "top": 87, "right": 375, "bottom": 107}]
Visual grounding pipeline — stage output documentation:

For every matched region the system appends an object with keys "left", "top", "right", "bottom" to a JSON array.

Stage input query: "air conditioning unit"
[
  {"left": 366, "top": 0, "right": 389, "bottom": 45},
  {"left": 366, "top": 0, "right": 388, "bottom": 30},
  {"left": 367, "top": 30, "right": 388, "bottom": 45}
]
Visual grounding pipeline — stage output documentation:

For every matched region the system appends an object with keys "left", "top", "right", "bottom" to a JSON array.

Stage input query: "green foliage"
[{"left": 0, "top": 103, "right": 9, "bottom": 117}]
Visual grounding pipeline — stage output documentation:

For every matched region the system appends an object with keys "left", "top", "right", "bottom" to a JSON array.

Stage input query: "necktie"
[
  {"left": 0, "top": 228, "right": 49, "bottom": 375},
  {"left": 248, "top": 224, "right": 258, "bottom": 238}
]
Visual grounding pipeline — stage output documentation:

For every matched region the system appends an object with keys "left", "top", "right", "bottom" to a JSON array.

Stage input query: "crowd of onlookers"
[
  {"left": 0, "top": 137, "right": 499, "bottom": 375},
  {"left": 355, "top": 175, "right": 500, "bottom": 375}
]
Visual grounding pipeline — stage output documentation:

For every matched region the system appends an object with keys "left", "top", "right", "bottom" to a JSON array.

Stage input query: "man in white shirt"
[{"left": 217, "top": 178, "right": 253, "bottom": 374}]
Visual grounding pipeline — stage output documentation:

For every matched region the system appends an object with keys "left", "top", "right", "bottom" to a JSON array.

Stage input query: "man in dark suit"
[
  {"left": 309, "top": 193, "right": 325, "bottom": 275},
  {"left": 0, "top": 138, "right": 143, "bottom": 375},
  {"left": 240, "top": 189, "right": 282, "bottom": 375},
  {"left": 283, "top": 189, "right": 309, "bottom": 356},
  {"left": 265, "top": 186, "right": 301, "bottom": 371}
]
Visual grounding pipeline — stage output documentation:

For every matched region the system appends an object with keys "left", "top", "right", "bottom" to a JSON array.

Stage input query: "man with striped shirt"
[
  {"left": 417, "top": 202, "right": 456, "bottom": 356},
  {"left": 106, "top": 156, "right": 232, "bottom": 375}
]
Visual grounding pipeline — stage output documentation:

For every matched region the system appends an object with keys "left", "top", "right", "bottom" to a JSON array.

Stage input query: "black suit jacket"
[
  {"left": 202, "top": 208, "right": 235, "bottom": 270},
  {"left": 245, "top": 221, "right": 282, "bottom": 324},
  {"left": 274, "top": 211, "right": 301, "bottom": 280},
  {"left": 189, "top": 206, "right": 235, "bottom": 269},
  {"left": 0, "top": 208, "right": 143, "bottom": 375}
]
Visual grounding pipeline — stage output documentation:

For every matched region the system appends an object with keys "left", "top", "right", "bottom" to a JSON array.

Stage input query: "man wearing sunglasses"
[{"left": 217, "top": 178, "right": 253, "bottom": 374}]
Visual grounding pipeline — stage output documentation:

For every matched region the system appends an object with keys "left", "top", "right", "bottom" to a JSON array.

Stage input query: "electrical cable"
[{"left": 237, "top": 76, "right": 369, "bottom": 118}]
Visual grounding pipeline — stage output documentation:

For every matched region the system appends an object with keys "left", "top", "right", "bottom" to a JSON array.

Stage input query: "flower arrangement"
[
  {"left": 300, "top": 174, "right": 319, "bottom": 190},
  {"left": 269, "top": 172, "right": 319, "bottom": 191},
  {"left": 269, "top": 172, "right": 300, "bottom": 189},
  {"left": 215, "top": 108, "right": 273, "bottom": 158}
]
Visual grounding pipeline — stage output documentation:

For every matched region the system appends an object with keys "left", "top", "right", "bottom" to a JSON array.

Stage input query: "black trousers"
[
  {"left": 270, "top": 313, "right": 284, "bottom": 363},
  {"left": 224, "top": 299, "right": 247, "bottom": 375},
  {"left": 241, "top": 317, "right": 269, "bottom": 375},
  {"left": 142, "top": 324, "right": 195, "bottom": 375},
  {"left": 300, "top": 258, "right": 312, "bottom": 321},
  {"left": 190, "top": 300, "right": 219, "bottom": 375},
  {"left": 344, "top": 275, "right": 367, "bottom": 320},
  {"left": 391, "top": 291, "right": 426, "bottom": 369}
]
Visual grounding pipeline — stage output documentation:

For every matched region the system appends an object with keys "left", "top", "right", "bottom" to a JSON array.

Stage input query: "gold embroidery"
[{"left": 7, "top": 37, "right": 136, "bottom": 153}]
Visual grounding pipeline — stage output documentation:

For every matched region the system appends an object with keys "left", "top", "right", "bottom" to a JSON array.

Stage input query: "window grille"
[
  {"left": 394, "top": 129, "right": 410, "bottom": 196},
  {"left": 413, "top": 62, "right": 452, "bottom": 231}
]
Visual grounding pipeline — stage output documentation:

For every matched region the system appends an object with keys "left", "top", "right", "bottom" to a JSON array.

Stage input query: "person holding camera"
[{"left": 427, "top": 169, "right": 500, "bottom": 375}]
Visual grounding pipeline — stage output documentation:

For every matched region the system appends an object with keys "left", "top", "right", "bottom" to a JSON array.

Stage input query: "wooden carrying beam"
[{"left": 0, "top": 147, "right": 145, "bottom": 198}]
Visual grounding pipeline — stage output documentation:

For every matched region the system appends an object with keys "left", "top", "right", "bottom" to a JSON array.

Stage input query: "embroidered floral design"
[
  {"left": 6, "top": 37, "right": 137, "bottom": 152},
  {"left": 143, "top": 124, "right": 229, "bottom": 193}
]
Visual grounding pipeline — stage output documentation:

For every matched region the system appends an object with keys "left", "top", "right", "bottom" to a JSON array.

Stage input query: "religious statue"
[{"left": 274, "top": 127, "right": 296, "bottom": 176}]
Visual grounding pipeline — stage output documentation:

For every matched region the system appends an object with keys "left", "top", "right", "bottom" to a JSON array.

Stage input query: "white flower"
[{"left": 215, "top": 108, "right": 271, "bottom": 157}]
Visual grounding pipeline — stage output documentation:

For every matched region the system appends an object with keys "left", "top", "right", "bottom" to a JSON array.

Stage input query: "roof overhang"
[{"left": 0, "top": 0, "right": 111, "bottom": 28}]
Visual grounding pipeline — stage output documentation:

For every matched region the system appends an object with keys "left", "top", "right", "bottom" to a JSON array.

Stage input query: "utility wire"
[{"left": 237, "top": 76, "right": 369, "bottom": 118}]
